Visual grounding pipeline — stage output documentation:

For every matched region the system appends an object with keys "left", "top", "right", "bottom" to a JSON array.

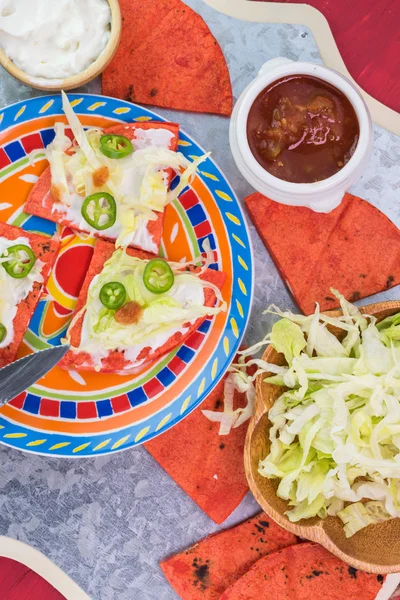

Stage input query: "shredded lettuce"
[
  {"left": 270, "top": 318, "right": 306, "bottom": 364},
  {"left": 338, "top": 501, "right": 393, "bottom": 538},
  {"left": 202, "top": 371, "right": 256, "bottom": 435},
  {"left": 166, "top": 153, "right": 210, "bottom": 203},
  {"left": 61, "top": 91, "right": 102, "bottom": 171},
  {"left": 203, "top": 291, "right": 400, "bottom": 537}
]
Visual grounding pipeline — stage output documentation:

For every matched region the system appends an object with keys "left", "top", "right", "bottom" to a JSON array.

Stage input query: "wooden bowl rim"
[
  {"left": 245, "top": 300, "right": 400, "bottom": 573},
  {"left": 0, "top": 0, "right": 121, "bottom": 91}
]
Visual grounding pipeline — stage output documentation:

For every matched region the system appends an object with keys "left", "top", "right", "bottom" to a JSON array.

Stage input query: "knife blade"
[{"left": 0, "top": 344, "right": 70, "bottom": 406}]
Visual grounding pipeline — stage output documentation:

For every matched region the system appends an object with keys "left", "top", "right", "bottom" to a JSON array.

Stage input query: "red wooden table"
[
  {"left": 256, "top": 0, "right": 400, "bottom": 114},
  {"left": 0, "top": 558, "right": 65, "bottom": 600}
]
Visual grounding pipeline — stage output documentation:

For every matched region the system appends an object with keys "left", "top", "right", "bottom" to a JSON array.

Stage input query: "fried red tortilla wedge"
[
  {"left": 59, "top": 239, "right": 226, "bottom": 373},
  {"left": 25, "top": 121, "right": 179, "bottom": 254},
  {"left": 0, "top": 223, "right": 59, "bottom": 367},
  {"left": 102, "top": 0, "right": 232, "bottom": 116},
  {"left": 145, "top": 355, "right": 252, "bottom": 524},
  {"left": 245, "top": 192, "right": 400, "bottom": 314},
  {"left": 219, "top": 542, "right": 385, "bottom": 600},
  {"left": 160, "top": 512, "right": 298, "bottom": 600}
]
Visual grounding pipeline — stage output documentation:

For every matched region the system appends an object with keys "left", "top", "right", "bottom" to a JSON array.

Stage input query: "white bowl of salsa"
[{"left": 229, "top": 58, "right": 373, "bottom": 213}]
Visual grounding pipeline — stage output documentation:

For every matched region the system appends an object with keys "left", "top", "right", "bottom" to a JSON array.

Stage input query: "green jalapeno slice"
[
  {"left": 143, "top": 258, "right": 174, "bottom": 294},
  {"left": 100, "top": 282, "right": 127, "bottom": 309},
  {"left": 100, "top": 134, "right": 133, "bottom": 159},
  {"left": 81, "top": 192, "right": 116, "bottom": 230},
  {"left": 2, "top": 244, "right": 36, "bottom": 279}
]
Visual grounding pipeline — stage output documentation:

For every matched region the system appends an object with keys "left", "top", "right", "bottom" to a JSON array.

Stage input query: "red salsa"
[{"left": 247, "top": 75, "right": 359, "bottom": 183}]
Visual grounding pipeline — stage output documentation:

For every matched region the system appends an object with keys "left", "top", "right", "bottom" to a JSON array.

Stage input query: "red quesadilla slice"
[
  {"left": 0, "top": 223, "right": 59, "bottom": 367},
  {"left": 59, "top": 239, "right": 226, "bottom": 374},
  {"left": 102, "top": 0, "right": 232, "bottom": 116},
  {"left": 245, "top": 192, "right": 400, "bottom": 314},
  {"left": 160, "top": 512, "right": 298, "bottom": 600},
  {"left": 25, "top": 117, "right": 180, "bottom": 254},
  {"left": 219, "top": 542, "right": 385, "bottom": 600},
  {"left": 145, "top": 354, "right": 252, "bottom": 524}
]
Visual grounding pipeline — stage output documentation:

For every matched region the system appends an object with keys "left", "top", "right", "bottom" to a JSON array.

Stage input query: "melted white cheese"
[
  {"left": 132, "top": 128, "right": 176, "bottom": 150},
  {"left": 0, "top": 236, "right": 44, "bottom": 348},
  {"left": 0, "top": 0, "right": 111, "bottom": 79}
]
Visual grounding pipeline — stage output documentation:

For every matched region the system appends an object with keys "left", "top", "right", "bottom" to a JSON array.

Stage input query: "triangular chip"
[
  {"left": 245, "top": 193, "right": 400, "bottom": 314},
  {"left": 145, "top": 358, "right": 251, "bottom": 523},
  {"left": 160, "top": 512, "right": 297, "bottom": 600},
  {"left": 220, "top": 542, "right": 385, "bottom": 600},
  {"left": 59, "top": 239, "right": 225, "bottom": 373},
  {"left": 25, "top": 121, "right": 179, "bottom": 254},
  {"left": 102, "top": 0, "right": 232, "bottom": 116},
  {"left": 0, "top": 223, "right": 59, "bottom": 367}
]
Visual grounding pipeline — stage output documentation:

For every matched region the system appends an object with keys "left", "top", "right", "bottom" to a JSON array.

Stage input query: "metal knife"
[{"left": 0, "top": 344, "right": 70, "bottom": 406}]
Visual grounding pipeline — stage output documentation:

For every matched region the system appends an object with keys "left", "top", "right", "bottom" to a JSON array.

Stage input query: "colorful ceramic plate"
[{"left": 0, "top": 94, "right": 253, "bottom": 456}]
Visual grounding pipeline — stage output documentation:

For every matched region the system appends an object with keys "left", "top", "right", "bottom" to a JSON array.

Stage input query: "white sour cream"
[
  {"left": 0, "top": 236, "right": 44, "bottom": 348},
  {"left": 0, "top": 0, "right": 111, "bottom": 79}
]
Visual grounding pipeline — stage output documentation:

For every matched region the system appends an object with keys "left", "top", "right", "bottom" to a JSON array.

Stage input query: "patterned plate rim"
[{"left": 0, "top": 93, "right": 254, "bottom": 456}]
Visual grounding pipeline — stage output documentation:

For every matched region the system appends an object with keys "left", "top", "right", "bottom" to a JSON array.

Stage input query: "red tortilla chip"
[
  {"left": 245, "top": 192, "right": 400, "bottom": 314},
  {"left": 219, "top": 542, "right": 385, "bottom": 600},
  {"left": 0, "top": 223, "right": 59, "bottom": 367},
  {"left": 102, "top": 0, "right": 232, "bottom": 116},
  {"left": 160, "top": 512, "right": 298, "bottom": 600},
  {"left": 59, "top": 239, "right": 226, "bottom": 373},
  {"left": 24, "top": 121, "right": 179, "bottom": 253},
  {"left": 145, "top": 355, "right": 252, "bottom": 524}
]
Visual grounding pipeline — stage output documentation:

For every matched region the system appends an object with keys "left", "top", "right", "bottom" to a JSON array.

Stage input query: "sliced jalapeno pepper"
[
  {"left": 2, "top": 244, "right": 36, "bottom": 279},
  {"left": 0, "top": 323, "right": 6, "bottom": 343},
  {"left": 143, "top": 259, "right": 174, "bottom": 294},
  {"left": 100, "top": 282, "right": 127, "bottom": 310},
  {"left": 100, "top": 134, "right": 133, "bottom": 159},
  {"left": 81, "top": 192, "right": 116, "bottom": 230}
]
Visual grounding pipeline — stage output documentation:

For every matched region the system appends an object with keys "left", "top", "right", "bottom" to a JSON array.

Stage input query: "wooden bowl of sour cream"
[{"left": 0, "top": 0, "right": 121, "bottom": 91}]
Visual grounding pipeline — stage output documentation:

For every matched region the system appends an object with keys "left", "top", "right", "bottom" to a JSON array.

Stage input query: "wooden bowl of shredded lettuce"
[{"left": 245, "top": 294, "right": 400, "bottom": 574}]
